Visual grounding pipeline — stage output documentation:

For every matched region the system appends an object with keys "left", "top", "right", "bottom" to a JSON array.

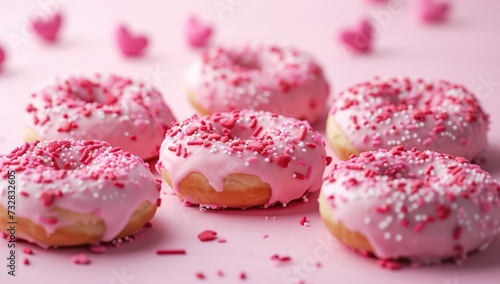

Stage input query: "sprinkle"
[
  {"left": 414, "top": 221, "right": 426, "bottom": 233},
  {"left": 271, "top": 254, "right": 292, "bottom": 264},
  {"left": 198, "top": 230, "right": 218, "bottom": 242},
  {"left": 453, "top": 226, "right": 462, "bottom": 240},
  {"left": 293, "top": 173, "right": 305, "bottom": 180},
  {"left": 71, "top": 253, "right": 91, "bottom": 265},
  {"left": 276, "top": 155, "right": 292, "bottom": 168},
  {"left": 195, "top": 272, "right": 205, "bottom": 280},
  {"left": 89, "top": 245, "right": 107, "bottom": 253},
  {"left": 23, "top": 248, "right": 34, "bottom": 255},
  {"left": 40, "top": 191, "right": 56, "bottom": 207},
  {"left": 156, "top": 249, "right": 187, "bottom": 255},
  {"left": 299, "top": 216, "right": 308, "bottom": 226}
]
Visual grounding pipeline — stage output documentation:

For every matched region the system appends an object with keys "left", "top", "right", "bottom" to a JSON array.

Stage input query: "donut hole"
[
  {"left": 232, "top": 56, "right": 262, "bottom": 71},
  {"left": 65, "top": 77, "right": 128, "bottom": 105}
]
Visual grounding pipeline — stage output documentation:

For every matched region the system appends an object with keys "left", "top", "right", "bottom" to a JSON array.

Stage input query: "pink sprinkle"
[
  {"left": 417, "top": 0, "right": 450, "bottom": 23},
  {"left": 23, "top": 248, "right": 34, "bottom": 255},
  {"left": 116, "top": 25, "right": 149, "bottom": 57},
  {"left": 339, "top": 18, "right": 373, "bottom": 53},
  {"left": 23, "top": 258, "right": 30, "bottom": 265},
  {"left": 217, "top": 270, "right": 224, "bottom": 277},
  {"left": 185, "top": 16, "right": 213, "bottom": 48},
  {"left": 263, "top": 234, "right": 269, "bottom": 239},
  {"left": 422, "top": 138, "right": 432, "bottom": 146},
  {"left": 217, "top": 238, "right": 227, "bottom": 243},
  {"left": 89, "top": 245, "right": 106, "bottom": 253},
  {"left": 414, "top": 221, "right": 426, "bottom": 233},
  {"left": 378, "top": 259, "right": 403, "bottom": 270},
  {"left": 71, "top": 253, "right": 91, "bottom": 265},
  {"left": 31, "top": 12, "right": 62, "bottom": 42},
  {"left": 0, "top": 45, "right": 5, "bottom": 66},
  {"left": 145, "top": 221, "right": 153, "bottom": 228}
]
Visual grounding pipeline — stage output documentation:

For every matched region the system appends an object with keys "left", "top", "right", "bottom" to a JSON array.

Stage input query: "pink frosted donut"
[
  {"left": 25, "top": 74, "right": 176, "bottom": 160},
  {"left": 0, "top": 139, "right": 160, "bottom": 247},
  {"left": 319, "top": 146, "right": 500, "bottom": 264},
  {"left": 326, "top": 77, "right": 489, "bottom": 161},
  {"left": 156, "top": 110, "right": 330, "bottom": 209},
  {"left": 185, "top": 44, "right": 330, "bottom": 123}
]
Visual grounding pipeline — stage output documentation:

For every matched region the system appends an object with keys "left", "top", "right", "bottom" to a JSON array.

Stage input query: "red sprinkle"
[
  {"left": 453, "top": 226, "right": 462, "bottom": 240},
  {"left": 299, "top": 216, "right": 308, "bottom": 226},
  {"left": 23, "top": 248, "right": 34, "bottom": 255},
  {"left": 271, "top": 254, "right": 292, "bottom": 263},
  {"left": 40, "top": 191, "right": 56, "bottom": 207},
  {"left": 276, "top": 155, "right": 292, "bottom": 168},
  {"left": 198, "top": 230, "right": 218, "bottom": 242},
  {"left": 196, "top": 272, "right": 205, "bottom": 280},
  {"left": 156, "top": 249, "right": 186, "bottom": 255}
]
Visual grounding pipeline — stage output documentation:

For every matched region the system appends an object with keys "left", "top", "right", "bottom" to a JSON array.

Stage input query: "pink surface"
[{"left": 1, "top": 0, "right": 500, "bottom": 283}]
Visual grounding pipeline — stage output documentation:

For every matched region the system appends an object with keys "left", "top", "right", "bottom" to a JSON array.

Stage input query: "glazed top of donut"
[
  {"left": 25, "top": 74, "right": 175, "bottom": 157},
  {"left": 157, "top": 110, "right": 329, "bottom": 208},
  {"left": 330, "top": 77, "right": 489, "bottom": 160},
  {"left": 0, "top": 140, "right": 159, "bottom": 243},
  {"left": 185, "top": 44, "right": 330, "bottom": 122},
  {"left": 322, "top": 146, "right": 500, "bottom": 260}
]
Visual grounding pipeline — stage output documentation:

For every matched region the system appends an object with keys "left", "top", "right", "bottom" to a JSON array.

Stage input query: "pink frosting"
[
  {"left": 157, "top": 110, "right": 330, "bottom": 208},
  {"left": 329, "top": 77, "right": 489, "bottom": 161},
  {"left": 0, "top": 139, "right": 160, "bottom": 246},
  {"left": 185, "top": 44, "right": 330, "bottom": 122},
  {"left": 321, "top": 146, "right": 500, "bottom": 261},
  {"left": 25, "top": 74, "right": 176, "bottom": 160}
]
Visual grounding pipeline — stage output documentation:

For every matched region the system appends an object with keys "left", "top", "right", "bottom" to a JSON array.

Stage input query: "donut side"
[
  {"left": 319, "top": 194, "right": 373, "bottom": 253},
  {"left": 326, "top": 114, "right": 360, "bottom": 160},
  {"left": 0, "top": 201, "right": 156, "bottom": 247},
  {"left": 160, "top": 170, "right": 272, "bottom": 208}
]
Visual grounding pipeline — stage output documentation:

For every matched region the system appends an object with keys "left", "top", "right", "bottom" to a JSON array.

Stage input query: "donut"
[
  {"left": 24, "top": 74, "right": 176, "bottom": 160},
  {"left": 185, "top": 44, "right": 330, "bottom": 123},
  {"left": 319, "top": 146, "right": 500, "bottom": 263},
  {"left": 326, "top": 77, "right": 489, "bottom": 161},
  {"left": 156, "top": 110, "right": 330, "bottom": 209},
  {"left": 0, "top": 139, "right": 160, "bottom": 247}
]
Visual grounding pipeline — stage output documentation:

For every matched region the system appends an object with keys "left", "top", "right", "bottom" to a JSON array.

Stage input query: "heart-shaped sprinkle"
[
  {"left": 0, "top": 45, "right": 5, "bottom": 66},
  {"left": 32, "top": 13, "right": 62, "bottom": 42},
  {"left": 185, "top": 16, "right": 213, "bottom": 48},
  {"left": 40, "top": 191, "right": 56, "bottom": 207},
  {"left": 198, "top": 230, "right": 217, "bottom": 242},
  {"left": 71, "top": 253, "right": 91, "bottom": 265},
  {"left": 116, "top": 25, "right": 148, "bottom": 57},
  {"left": 417, "top": 0, "right": 450, "bottom": 23},
  {"left": 339, "top": 18, "right": 374, "bottom": 53}
]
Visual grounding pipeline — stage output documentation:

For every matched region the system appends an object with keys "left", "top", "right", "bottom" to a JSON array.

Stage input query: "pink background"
[{"left": 1, "top": 0, "right": 500, "bottom": 283}]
